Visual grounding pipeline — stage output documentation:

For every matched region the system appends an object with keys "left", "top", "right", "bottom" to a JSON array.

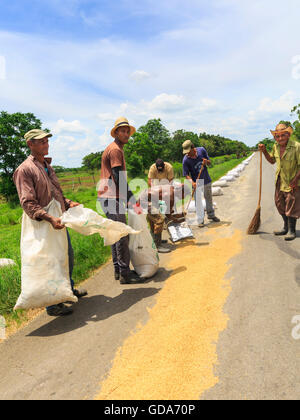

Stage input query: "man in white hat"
[
  {"left": 98, "top": 118, "right": 146, "bottom": 284},
  {"left": 13, "top": 129, "right": 87, "bottom": 316},
  {"left": 259, "top": 123, "right": 300, "bottom": 240}
]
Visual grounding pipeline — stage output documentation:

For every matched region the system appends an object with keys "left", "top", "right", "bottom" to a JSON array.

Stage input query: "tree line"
[
  {"left": 3, "top": 108, "right": 300, "bottom": 203},
  {"left": 83, "top": 118, "right": 250, "bottom": 177}
]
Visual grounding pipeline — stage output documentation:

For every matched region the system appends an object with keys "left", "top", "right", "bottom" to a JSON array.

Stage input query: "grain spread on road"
[{"left": 96, "top": 228, "right": 243, "bottom": 400}]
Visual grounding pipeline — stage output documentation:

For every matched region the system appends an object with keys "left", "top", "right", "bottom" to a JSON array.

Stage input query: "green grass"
[{"left": 0, "top": 189, "right": 111, "bottom": 323}]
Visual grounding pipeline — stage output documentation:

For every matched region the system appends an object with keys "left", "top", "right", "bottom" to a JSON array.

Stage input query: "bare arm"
[{"left": 258, "top": 144, "right": 276, "bottom": 164}]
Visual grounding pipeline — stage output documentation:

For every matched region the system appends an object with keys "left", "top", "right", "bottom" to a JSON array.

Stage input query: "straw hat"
[
  {"left": 270, "top": 123, "right": 293, "bottom": 137},
  {"left": 111, "top": 117, "right": 136, "bottom": 139}
]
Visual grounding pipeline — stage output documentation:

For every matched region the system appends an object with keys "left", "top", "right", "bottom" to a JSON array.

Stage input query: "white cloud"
[
  {"left": 130, "top": 70, "right": 152, "bottom": 82},
  {"left": 257, "top": 91, "right": 295, "bottom": 114},
  {"left": 52, "top": 119, "right": 88, "bottom": 135}
]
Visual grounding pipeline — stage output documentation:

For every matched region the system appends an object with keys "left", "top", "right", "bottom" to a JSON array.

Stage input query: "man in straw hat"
[
  {"left": 98, "top": 117, "right": 146, "bottom": 284},
  {"left": 182, "top": 140, "right": 220, "bottom": 227},
  {"left": 259, "top": 123, "right": 300, "bottom": 240},
  {"left": 13, "top": 129, "right": 87, "bottom": 316}
]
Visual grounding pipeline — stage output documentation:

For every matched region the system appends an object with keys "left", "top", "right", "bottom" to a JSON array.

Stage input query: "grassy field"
[{"left": 0, "top": 154, "right": 249, "bottom": 328}]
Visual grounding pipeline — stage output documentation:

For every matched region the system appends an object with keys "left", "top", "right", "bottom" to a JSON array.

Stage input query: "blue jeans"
[{"left": 47, "top": 230, "right": 74, "bottom": 310}]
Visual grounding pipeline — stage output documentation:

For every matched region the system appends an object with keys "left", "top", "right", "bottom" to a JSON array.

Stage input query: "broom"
[{"left": 247, "top": 149, "right": 263, "bottom": 235}]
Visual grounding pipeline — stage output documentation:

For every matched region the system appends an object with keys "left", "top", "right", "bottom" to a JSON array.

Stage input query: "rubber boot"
[
  {"left": 274, "top": 214, "right": 288, "bottom": 236},
  {"left": 154, "top": 233, "right": 171, "bottom": 253},
  {"left": 285, "top": 217, "right": 297, "bottom": 241}
]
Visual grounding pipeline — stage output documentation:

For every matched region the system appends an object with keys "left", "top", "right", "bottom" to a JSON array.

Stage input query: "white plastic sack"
[
  {"left": 14, "top": 199, "right": 77, "bottom": 310},
  {"left": 61, "top": 205, "right": 140, "bottom": 246},
  {"left": 168, "top": 221, "right": 194, "bottom": 243},
  {"left": 212, "top": 180, "right": 228, "bottom": 188},
  {"left": 0, "top": 259, "right": 16, "bottom": 268},
  {"left": 212, "top": 187, "right": 223, "bottom": 196},
  {"left": 221, "top": 175, "right": 235, "bottom": 182},
  {"left": 128, "top": 210, "right": 159, "bottom": 279}
]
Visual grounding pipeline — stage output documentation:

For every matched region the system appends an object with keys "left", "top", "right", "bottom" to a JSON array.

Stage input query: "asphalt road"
[{"left": 0, "top": 152, "right": 299, "bottom": 400}]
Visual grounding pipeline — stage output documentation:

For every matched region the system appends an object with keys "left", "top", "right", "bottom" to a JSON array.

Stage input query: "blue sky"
[{"left": 0, "top": 0, "right": 300, "bottom": 167}]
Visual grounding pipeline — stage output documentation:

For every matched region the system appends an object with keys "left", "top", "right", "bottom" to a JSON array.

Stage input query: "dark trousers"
[
  {"left": 99, "top": 198, "right": 130, "bottom": 276},
  {"left": 47, "top": 229, "right": 74, "bottom": 310}
]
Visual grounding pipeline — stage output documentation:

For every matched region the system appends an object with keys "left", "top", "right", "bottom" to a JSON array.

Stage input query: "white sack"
[
  {"left": 212, "top": 187, "right": 223, "bottom": 196},
  {"left": 0, "top": 259, "right": 16, "bottom": 268},
  {"left": 222, "top": 175, "right": 235, "bottom": 182},
  {"left": 187, "top": 199, "right": 217, "bottom": 213},
  {"left": 14, "top": 199, "right": 77, "bottom": 310},
  {"left": 212, "top": 180, "right": 228, "bottom": 188},
  {"left": 128, "top": 210, "right": 159, "bottom": 279},
  {"left": 61, "top": 205, "right": 140, "bottom": 246}
]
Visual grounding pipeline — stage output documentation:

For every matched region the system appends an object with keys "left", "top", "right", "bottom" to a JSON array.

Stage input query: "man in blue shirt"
[{"left": 182, "top": 140, "right": 220, "bottom": 227}]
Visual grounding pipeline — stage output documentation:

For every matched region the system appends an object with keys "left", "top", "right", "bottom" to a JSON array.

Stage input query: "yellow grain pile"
[{"left": 96, "top": 229, "right": 242, "bottom": 400}]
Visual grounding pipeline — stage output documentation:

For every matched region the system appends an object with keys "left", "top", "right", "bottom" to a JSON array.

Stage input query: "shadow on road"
[
  {"left": 259, "top": 230, "right": 300, "bottom": 289},
  {"left": 28, "top": 287, "right": 160, "bottom": 338},
  {"left": 144, "top": 265, "right": 187, "bottom": 284}
]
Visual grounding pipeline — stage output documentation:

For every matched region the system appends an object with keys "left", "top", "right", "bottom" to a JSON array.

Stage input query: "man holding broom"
[
  {"left": 182, "top": 140, "right": 220, "bottom": 227},
  {"left": 259, "top": 123, "right": 300, "bottom": 241}
]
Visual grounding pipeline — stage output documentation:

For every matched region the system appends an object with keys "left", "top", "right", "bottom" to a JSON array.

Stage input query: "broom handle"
[{"left": 258, "top": 149, "right": 262, "bottom": 207}]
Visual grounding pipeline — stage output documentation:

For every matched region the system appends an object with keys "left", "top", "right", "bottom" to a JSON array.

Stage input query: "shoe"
[
  {"left": 47, "top": 303, "right": 73, "bottom": 317},
  {"left": 154, "top": 233, "right": 171, "bottom": 253},
  {"left": 120, "top": 271, "right": 145, "bottom": 284},
  {"left": 198, "top": 222, "right": 205, "bottom": 228},
  {"left": 209, "top": 216, "right": 220, "bottom": 223},
  {"left": 73, "top": 288, "right": 88, "bottom": 298},
  {"left": 274, "top": 214, "right": 288, "bottom": 236},
  {"left": 285, "top": 217, "right": 297, "bottom": 241},
  {"left": 115, "top": 271, "right": 120, "bottom": 281}
]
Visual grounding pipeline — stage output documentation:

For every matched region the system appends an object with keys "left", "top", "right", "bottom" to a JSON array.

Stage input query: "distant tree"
[
  {"left": 290, "top": 105, "right": 300, "bottom": 141},
  {"left": 169, "top": 130, "right": 199, "bottom": 162},
  {"left": 255, "top": 138, "right": 275, "bottom": 152},
  {"left": 0, "top": 111, "right": 45, "bottom": 201},
  {"left": 138, "top": 119, "right": 171, "bottom": 154},
  {"left": 82, "top": 151, "right": 103, "bottom": 171},
  {"left": 124, "top": 132, "right": 159, "bottom": 173}
]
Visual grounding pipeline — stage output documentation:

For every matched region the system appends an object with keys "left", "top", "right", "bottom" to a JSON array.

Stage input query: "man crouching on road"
[
  {"left": 259, "top": 123, "right": 300, "bottom": 241},
  {"left": 13, "top": 129, "right": 88, "bottom": 317},
  {"left": 138, "top": 183, "right": 190, "bottom": 253}
]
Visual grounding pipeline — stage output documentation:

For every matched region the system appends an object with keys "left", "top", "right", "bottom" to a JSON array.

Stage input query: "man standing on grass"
[
  {"left": 182, "top": 140, "right": 220, "bottom": 227},
  {"left": 13, "top": 129, "right": 87, "bottom": 317},
  {"left": 98, "top": 117, "right": 146, "bottom": 284},
  {"left": 259, "top": 123, "right": 300, "bottom": 241}
]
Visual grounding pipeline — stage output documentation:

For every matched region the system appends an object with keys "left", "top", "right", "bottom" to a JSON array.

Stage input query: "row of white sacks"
[
  {"left": 212, "top": 153, "right": 255, "bottom": 190},
  {"left": 188, "top": 153, "right": 255, "bottom": 212}
]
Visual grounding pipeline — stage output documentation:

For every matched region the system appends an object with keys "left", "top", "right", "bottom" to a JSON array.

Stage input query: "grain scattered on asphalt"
[{"left": 96, "top": 229, "right": 243, "bottom": 400}]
